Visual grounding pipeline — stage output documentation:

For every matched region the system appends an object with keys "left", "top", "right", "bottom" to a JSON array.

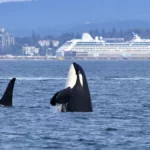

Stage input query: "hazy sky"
[
  {"left": 0, "top": 0, "right": 150, "bottom": 33},
  {"left": 0, "top": 0, "right": 31, "bottom": 3}
]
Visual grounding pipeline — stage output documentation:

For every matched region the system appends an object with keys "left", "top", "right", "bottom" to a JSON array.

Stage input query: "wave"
[
  {"left": 0, "top": 77, "right": 66, "bottom": 81},
  {"left": 89, "top": 77, "right": 150, "bottom": 81},
  {"left": 110, "top": 77, "right": 150, "bottom": 81},
  {"left": 0, "top": 76, "right": 150, "bottom": 81}
]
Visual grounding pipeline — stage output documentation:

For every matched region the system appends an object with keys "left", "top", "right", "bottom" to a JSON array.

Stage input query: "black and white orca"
[
  {"left": 50, "top": 63, "right": 93, "bottom": 112},
  {"left": 0, "top": 78, "right": 16, "bottom": 106}
]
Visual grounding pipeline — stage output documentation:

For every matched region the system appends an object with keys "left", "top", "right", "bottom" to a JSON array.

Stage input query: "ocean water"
[{"left": 0, "top": 60, "right": 150, "bottom": 150}]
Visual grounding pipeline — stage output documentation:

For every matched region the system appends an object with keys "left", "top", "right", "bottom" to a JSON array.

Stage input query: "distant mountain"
[{"left": 1, "top": 0, "right": 150, "bottom": 36}]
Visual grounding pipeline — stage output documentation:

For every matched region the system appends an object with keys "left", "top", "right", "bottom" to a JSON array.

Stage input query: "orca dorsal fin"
[{"left": 0, "top": 78, "right": 16, "bottom": 106}]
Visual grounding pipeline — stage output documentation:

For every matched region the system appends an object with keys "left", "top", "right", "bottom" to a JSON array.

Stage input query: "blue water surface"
[{"left": 0, "top": 60, "right": 150, "bottom": 150}]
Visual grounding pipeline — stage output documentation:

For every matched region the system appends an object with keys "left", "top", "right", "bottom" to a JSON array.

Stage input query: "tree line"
[{"left": 15, "top": 28, "right": 150, "bottom": 47}]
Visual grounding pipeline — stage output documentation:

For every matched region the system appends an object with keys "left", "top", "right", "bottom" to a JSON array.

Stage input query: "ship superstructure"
[{"left": 56, "top": 33, "right": 150, "bottom": 59}]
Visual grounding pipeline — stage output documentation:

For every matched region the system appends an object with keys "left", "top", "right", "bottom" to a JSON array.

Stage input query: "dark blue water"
[{"left": 0, "top": 60, "right": 150, "bottom": 150}]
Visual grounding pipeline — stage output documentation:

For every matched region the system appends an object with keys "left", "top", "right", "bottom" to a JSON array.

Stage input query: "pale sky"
[{"left": 0, "top": 0, "right": 31, "bottom": 3}]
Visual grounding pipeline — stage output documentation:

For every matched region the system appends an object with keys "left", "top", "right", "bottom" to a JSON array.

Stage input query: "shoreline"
[{"left": 0, "top": 56, "right": 150, "bottom": 60}]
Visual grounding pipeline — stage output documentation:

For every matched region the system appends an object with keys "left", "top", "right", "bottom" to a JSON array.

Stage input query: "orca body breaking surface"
[{"left": 50, "top": 63, "right": 93, "bottom": 112}]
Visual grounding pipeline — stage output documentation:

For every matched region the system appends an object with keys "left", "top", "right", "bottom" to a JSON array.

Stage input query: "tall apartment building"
[{"left": 0, "top": 28, "right": 15, "bottom": 49}]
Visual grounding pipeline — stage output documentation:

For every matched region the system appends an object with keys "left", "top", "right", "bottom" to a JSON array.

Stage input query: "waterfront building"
[
  {"left": 38, "top": 40, "right": 50, "bottom": 47},
  {"left": 56, "top": 33, "right": 150, "bottom": 59},
  {"left": 23, "top": 46, "right": 39, "bottom": 56}
]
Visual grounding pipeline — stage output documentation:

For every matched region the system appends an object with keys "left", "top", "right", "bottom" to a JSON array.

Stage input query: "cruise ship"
[{"left": 56, "top": 33, "right": 150, "bottom": 59}]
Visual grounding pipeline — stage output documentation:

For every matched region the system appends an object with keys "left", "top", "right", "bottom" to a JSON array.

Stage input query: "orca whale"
[
  {"left": 0, "top": 78, "right": 16, "bottom": 106},
  {"left": 50, "top": 63, "right": 93, "bottom": 112}
]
